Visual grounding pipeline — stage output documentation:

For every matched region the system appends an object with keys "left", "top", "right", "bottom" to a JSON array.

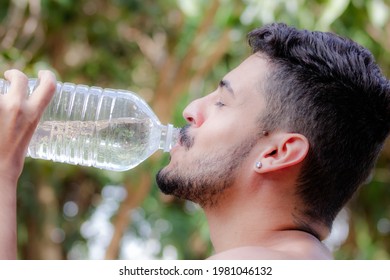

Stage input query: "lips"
[{"left": 178, "top": 125, "right": 195, "bottom": 150}]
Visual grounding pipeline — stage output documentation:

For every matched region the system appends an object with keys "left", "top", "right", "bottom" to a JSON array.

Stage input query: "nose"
[{"left": 182, "top": 97, "right": 206, "bottom": 127}]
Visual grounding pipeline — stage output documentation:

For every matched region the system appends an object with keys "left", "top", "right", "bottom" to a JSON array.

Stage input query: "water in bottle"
[{"left": 0, "top": 79, "right": 180, "bottom": 171}]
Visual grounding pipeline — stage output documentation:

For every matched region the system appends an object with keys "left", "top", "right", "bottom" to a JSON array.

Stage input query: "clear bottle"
[{"left": 0, "top": 78, "right": 180, "bottom": 171}]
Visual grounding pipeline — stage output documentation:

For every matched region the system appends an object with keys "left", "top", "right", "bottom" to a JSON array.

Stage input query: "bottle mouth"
[{"left": 163, "top": 124, "right": 180, "bottom": 152}]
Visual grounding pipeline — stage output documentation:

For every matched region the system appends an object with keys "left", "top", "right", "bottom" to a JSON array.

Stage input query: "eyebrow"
[{"left": 219, "top": 79, "right": 235, "bottom": 97}]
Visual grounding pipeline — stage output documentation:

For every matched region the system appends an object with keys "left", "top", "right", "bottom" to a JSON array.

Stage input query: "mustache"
[{"left": 179, "top": 124, "right": 194, "bottom": 150}]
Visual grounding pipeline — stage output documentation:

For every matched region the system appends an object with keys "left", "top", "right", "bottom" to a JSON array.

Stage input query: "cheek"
[
  {"left": 195, "top": 123, "right": 236, "bottom": 149},
  {"left": 196, "top": 115, "right": 254, "bottom": 149}
]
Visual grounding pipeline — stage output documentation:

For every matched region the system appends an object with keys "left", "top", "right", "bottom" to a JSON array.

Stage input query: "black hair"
[{"left": 248, "top": 23, "right": 390, "bottom": 231}]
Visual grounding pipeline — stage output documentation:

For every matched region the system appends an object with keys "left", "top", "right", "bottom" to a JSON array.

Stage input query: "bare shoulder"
[
  {"left": 208, "top": 234, "right": 333, "bottom": 260},
  {"left": 207, "top": 247, "right": 296, "bottom": 260},
  {"left": 208, "top": 245, "right": 332, "bottom": 260}
]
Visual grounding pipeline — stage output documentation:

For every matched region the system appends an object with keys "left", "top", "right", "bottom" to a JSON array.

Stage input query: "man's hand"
[
  {"left": 0, "top": 69, "right": 56, "bottom": 259},
  {"left": 0, "top": 69, "right": 56, "bottom": 185}
]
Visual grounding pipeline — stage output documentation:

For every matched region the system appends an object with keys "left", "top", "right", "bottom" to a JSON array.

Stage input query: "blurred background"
[{"left": 0, "top": 0, "right": 389, "bottom": 260}]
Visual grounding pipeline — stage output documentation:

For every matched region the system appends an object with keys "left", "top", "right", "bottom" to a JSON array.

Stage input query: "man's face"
[{"left": 156, "top": 54, "right": 268, "bottom": 208}]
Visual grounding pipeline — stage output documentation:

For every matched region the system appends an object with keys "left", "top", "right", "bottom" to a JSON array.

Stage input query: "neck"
[
  {"left": 202, "top": 182, "right": 327, "bottom": 255},
  {"left": 203, "top": 188, "right": 284, "bottom": 253}
]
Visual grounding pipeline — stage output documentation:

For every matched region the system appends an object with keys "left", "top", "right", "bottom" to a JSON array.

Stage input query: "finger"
[
  {"left": 3, "top": 69, "right": 29, "bottom": 102},
  {"left": 28, "top": 70, "right": 57, "bottom": 112}
]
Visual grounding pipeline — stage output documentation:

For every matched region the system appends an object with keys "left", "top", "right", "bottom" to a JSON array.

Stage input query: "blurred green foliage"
[{"left": 1, "top": 0, "right": 389, "bottom": 259}]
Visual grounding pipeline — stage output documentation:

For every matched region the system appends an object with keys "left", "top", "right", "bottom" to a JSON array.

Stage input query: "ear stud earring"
[{"left": 255, "top": 161, "right": 262, "bottom": 169}]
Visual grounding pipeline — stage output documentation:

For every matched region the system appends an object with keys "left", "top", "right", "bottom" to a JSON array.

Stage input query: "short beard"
[{"left": 156, "top": 134, "right": 258, "bottom": 209}]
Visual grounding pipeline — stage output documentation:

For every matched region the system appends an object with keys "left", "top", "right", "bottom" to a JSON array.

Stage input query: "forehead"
[{"left": 224, "top": 53, "right": 268, "bottom": 96}]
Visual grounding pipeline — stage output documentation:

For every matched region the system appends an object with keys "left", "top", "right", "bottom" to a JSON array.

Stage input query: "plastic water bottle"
[{"left": 0, "top": 79, "right": 180, "bottom": 171}]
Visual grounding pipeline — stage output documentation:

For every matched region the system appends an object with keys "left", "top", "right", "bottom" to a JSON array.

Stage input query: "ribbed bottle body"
[{"left": 0, "top": 79, "right": 175, "bottom": 171}]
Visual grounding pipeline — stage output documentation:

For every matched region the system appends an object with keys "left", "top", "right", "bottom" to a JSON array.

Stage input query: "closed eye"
[{"left": 215, "top": 101, "right": 225, "bottom": 107}]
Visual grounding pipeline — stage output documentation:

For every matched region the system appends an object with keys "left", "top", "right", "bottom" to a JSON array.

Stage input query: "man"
[
  {"left": 156, "top": 23, "right": 390, "bottom": 259},
  {"left": 0, "top": 23, "right": 389, "bottom": 259}
]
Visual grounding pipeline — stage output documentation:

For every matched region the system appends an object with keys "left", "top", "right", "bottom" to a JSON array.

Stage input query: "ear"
[{"left": 253, "top": 133, "right": 309, "bottom": 173}]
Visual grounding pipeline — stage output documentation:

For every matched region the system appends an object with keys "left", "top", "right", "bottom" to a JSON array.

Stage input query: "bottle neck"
[{"left": 159, "top": 124, "right": 180, "bottom": 152}]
